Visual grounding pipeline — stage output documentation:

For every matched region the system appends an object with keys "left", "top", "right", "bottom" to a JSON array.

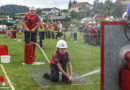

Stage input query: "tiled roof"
[
  {"left": 71, "top": 2, "right": 90, "bottom": 7},
  {"left": 116, "top": 0, "right": 122, "bottom": 3},
  {"left": 42, "top": 7, "right": 60, "bottom": 11}
]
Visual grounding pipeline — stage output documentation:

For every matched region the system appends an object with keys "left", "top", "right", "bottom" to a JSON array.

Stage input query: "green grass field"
[{"left": 0, "top": 32, "right": 100, "bottom": 90}]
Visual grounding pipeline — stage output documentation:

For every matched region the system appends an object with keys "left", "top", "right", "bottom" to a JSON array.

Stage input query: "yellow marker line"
[{"left": 0, "top": 64, "right": 15, "bottom": 90}]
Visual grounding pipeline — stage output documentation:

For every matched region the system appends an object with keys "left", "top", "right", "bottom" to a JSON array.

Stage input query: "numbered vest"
[
  {"left": 26, "top": 13, "right": 37, "bottom": 30},
  {"left": 50, "top": 51, "right": 67, "bottom": 64}
]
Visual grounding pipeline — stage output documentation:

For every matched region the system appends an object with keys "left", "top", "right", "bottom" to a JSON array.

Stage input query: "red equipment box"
[{"left": 0, "top": 45, "right": 8, "bottom": 56}]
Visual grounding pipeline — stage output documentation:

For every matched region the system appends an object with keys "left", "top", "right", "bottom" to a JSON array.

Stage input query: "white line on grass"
[
  {"left": 74, "top": 69, "right": 100, "bottom": 80},
  {"left": 0, "top": 64, "right": 15, "bottom": 90},
  {"left": 0, "top": 87, "right": 10, "bottom": 89}
]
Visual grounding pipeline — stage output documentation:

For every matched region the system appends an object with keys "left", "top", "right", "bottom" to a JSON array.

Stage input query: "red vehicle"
[{"left": 93, "top": 14, "right": 106, "bottom": 20}]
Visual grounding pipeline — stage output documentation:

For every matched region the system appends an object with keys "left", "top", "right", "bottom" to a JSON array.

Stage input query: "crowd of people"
[
  {"left": 37, "top": 21, "right": 65, "bottom": 47},
  {"left": 1, "top": 6, "right": 101, "bottom": 47},
  {"left": 7, "top": 19, "right": 101, "bottom": 46},
  {"left": 80, "top": 20, "right": 101, "bottom": 45},
  {"left": 68, "top": 20, "right": 101, "bottom": 45},
  {"left": 3, "top": 19, "right": 101, "bottom": 47}
]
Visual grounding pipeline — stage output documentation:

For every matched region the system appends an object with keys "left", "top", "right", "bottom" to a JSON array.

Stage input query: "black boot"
[{"left": 43, "top": 73, "right": 51, "bottom": 80}]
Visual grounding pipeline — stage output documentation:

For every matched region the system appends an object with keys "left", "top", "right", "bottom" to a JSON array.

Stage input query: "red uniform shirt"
[
  {"left": 90, "top": 27, "right": 97, "bottom": 37},
  {"left": 23, "top": 13, "right": 40, "bottom": 30},
  {"left": 55, "top": 25, "right": 57, "bottom": 31},
  {"left": 50, "top": 51, "right": 70, "bottom": 64},
  {"left": 26, "top": 13, "right": 37, "bottom": 30}
]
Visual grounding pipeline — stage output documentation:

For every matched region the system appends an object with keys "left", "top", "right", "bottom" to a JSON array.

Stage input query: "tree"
[
  {"left": 36, "top": 8, "right": 42, "bottom": 16},
  {"left": 102, "top": 0, "right": 113, "bottom": 16},
  {"left": 0, "top": 4, "right": 29, "bottom": 15},
  {"left": 92, "top": 0, "right": 104, "bottom": 16},
  {"left": 0, "top": 9, "right": 5, "bottom": 15},
  {"left": 111, "top": 3, "right": 126, "bottom": 17},
  {"left": 68, "top": 0, "right": 72, "bottom": 9},
  {"left": 79, "top": 5, "right": 91, "bottom": 17},
  {"left": 69, "top": 0, "right": 126, "bottom": 19},
  {"left": 73, "top": 0, "right": 77, "bottom": 4}
]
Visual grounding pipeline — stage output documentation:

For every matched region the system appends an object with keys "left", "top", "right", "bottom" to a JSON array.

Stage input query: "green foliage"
[
  {"left": 36, "top": 8, "right": 42, "bottom": 16},
  {"left": 62, "top": 20, "right": 80, "bottom": 30},
  {"left": 70, "top": 0, "right": 126, "bottom": 19},
  {"left": 0, "top": 9, "right": 6, "bottom": 15},
  {"left": 13, "top": 13, "right": 27, "bottom": 16},
  {"left": 93, "top": 0, "right": 126, "bottom": 17},
  {"left": 0, "top": 4, "right": 29, "bottom": 15}
]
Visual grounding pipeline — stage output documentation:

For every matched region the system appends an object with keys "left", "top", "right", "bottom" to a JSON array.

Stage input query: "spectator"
[
  {"left": 69, "top": 22, "right": 74, "bottom": 40},
  {"left": 51, "top": 23, "right": 55, "bottom": 39},
  {"left": 73, "top": 24, "right": 78, "bottom": 42},
  {"left": 82, "top": 22, "right": 89, "bottom": 44},
  {"left": 38, "top": 22, "right": 45, "bottom": 48},
  {"left": 56, "top": 21, "right": 62, "bottom": 40},
  {"left": 94, "top": 21, "right": 100, "bottom": 30},
  {"left": 63, "top": 25, "right": 67, "bottom": 41},
  {"left": 47, "top": 22, "right": 51, "bottom": 38},
  {"left": 79, "top": 21, "right": 85, "bottom": 36}
]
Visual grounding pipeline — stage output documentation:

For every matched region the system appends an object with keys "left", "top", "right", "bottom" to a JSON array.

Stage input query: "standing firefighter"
[
  {"left": 44, "top": 40, "right": 73, "bottom": 82},
  {"left": 82, "top": 22, "right": 89, "bottom": 44},
  {"left": 21, "top": 7, "right": 42, "bottom": 56}
]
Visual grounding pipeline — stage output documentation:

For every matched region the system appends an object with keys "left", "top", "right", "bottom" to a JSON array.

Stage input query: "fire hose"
[{"left": 30, "top": 42, "right": 50, "bottom": 63}]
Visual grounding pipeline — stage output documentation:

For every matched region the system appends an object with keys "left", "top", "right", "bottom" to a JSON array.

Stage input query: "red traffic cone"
[
  {"left": 0, "top": 76, "right": 6, "bottom": 87},
  {"left": 0, "top": 76, "right": 4, "bottom": 82}
]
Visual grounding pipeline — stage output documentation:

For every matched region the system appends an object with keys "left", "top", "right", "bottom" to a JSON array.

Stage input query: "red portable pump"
[
  {"left": 0, "top": 45, "right": 8, "bottom": 56},
  {"left": 120, "top": 4, "right": 130, "bottom": 90},
  {"left": 120, "top": 51, "right": 130, "bottom": 90},
  {"left": 24, "top": 44, "right": 35, "bottom": 64}
]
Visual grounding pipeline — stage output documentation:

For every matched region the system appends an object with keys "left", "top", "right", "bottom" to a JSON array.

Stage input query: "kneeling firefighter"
[{"left": 44, "top": 40, "right": 73, "bottom": 82}]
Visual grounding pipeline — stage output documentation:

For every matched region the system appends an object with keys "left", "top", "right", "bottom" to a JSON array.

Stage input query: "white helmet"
[
  {"left": 89, "top": 22, "right": 92, "bottom": 24},
  {"left": 81, "top": 21, "right": 85, "bottom": 24},
  {"left": 105, "top": 18, "right": 110, "bottom": 21},
  {"left": 93, "top": 21, "right": 96, "bottom": 24},
  {"left": 122, "top": 12, "right": 127, "bottom": 21},
  {"left": 56, "top": 40, "right": 68, "bottom": 48},
  {"left": 29, "top": 7, "right": 36, "bottom": 11}
]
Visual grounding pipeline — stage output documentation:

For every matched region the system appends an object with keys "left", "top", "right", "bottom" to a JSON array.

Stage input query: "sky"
[{"left": 0, "top": 0, "right": 116, "bottom": 9}]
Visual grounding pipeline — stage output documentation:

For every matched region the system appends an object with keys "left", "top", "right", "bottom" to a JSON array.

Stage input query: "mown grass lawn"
[{"left": 0, "top": 31, "right": 100, "bottom": 90}]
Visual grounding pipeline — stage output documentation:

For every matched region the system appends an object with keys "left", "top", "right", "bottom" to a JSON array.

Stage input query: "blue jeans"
[{"left": 70, "top": 32, "right": 74, "bottom": 40}]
